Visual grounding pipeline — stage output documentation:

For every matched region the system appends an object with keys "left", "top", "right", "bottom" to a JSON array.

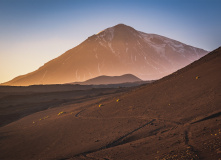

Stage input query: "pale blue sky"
[{"left": 0, "top": 0, "right": 220, "bottom": 83}]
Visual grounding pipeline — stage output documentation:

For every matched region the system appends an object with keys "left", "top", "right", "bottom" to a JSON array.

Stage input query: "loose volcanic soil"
[{"left": 0, "top": 47, "right": 221, "bottom": 160}]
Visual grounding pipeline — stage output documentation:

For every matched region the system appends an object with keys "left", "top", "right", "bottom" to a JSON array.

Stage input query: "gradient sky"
[{"left": 0, "top": 0, "right": 221, "bottom": 84}]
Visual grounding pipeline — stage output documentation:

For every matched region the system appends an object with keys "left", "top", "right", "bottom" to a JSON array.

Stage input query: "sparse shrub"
[{"left": 58, "top": 111, "right": 65, "bottom": 115}]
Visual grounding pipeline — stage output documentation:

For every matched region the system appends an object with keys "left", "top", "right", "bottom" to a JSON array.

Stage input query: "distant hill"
[{"left": 74, "top": 74, "right": 142, "bottom": 85}]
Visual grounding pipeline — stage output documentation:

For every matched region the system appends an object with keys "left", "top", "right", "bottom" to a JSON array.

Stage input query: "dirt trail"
[{"left": 66, "top": 119, "right": 156, "bottom": 159}]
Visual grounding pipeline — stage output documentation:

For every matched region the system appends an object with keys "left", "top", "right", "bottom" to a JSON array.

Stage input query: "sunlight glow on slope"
[{"left": 0, "top": 0, "right": 220, "bottom": 83}]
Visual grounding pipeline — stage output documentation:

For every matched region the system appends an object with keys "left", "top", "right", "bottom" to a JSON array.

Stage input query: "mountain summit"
[{"left": 3, "top": 24, "right": 208, "bottom": 86}]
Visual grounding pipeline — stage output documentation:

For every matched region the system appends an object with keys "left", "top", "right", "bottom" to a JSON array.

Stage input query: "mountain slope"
[
  {"left": 74, "top": 74, "right": 142, "bottom": 85},
  {"left": 81, "top": 47, "right": 221, "bottom": 160},
  {"left": 3, "top": 24, "right": 208, "bottom": 86},
  {"left": 0, "top": 47, "right": 220, "bottom": 160}
]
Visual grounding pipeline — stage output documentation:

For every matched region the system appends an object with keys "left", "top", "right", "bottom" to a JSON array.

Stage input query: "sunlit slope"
[{"left": 3, "top": 24, "right": 208, "bottom": 86}]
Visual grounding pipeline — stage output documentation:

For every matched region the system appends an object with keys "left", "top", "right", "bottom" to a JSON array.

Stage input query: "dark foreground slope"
[
  {"left": 0, "top": 47, "right": 220, "bottom": 160},
  {"left": 0, "top": 86, "right": 132, "bottom": 127}
]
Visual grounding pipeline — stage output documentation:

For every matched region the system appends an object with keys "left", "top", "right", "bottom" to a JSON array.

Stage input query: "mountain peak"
[
  {"left": 113, "top": 23, "right": 136, "bottom": 32},
  {"left": 2, "top": 24, "right": 208, "bottom": 86},
  {"left": 113, "top": 23, "right": 130, "bottom": 28},
  {"left": 96, "top": 24, "right": 135, "bottom": 36},
  {"left": 93, "top": 23, "right": 139, "bottom": 43}
]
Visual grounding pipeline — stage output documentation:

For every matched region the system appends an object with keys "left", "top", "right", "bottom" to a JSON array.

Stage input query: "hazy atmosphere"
[
  {"left": 0, "top": 0, "right": 221, "bottom": 83},
  {"left": 0, "top": 1, "right": 221, "bottom": 160}
]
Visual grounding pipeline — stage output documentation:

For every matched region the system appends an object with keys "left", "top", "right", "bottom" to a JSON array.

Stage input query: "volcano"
[{"left": 3, "top": 24, "right": 208, "bottom": 86}]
